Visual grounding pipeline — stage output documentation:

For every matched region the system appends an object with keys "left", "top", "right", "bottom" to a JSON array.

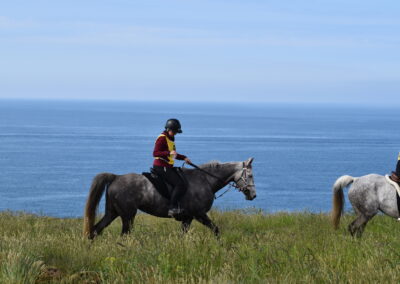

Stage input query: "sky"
[{"left": 1, "top": 0, "right": 399, "bottom": 104}]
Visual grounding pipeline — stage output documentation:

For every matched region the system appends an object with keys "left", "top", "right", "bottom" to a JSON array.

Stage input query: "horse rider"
[
  {"left": 390, "top": 152, "right": 400, "bottom": 185},
  {"left": 152, "top": 118, "right": 192, "bottom": 217}
]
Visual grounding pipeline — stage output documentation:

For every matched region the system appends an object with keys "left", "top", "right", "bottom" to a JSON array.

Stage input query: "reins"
[
  {"left": 185, "top": 162, "right": 228, "bottom": 186},
  {"left": 184, "top": 161, "right": 247, "bottom": 199},
  {"left": 214, "top": 183, "right": 236, "bottom": 199}
]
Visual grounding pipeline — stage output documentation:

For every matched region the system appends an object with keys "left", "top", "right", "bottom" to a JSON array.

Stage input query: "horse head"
[{"left": 233, "top": 157, "right": 256, "bottom": 200}]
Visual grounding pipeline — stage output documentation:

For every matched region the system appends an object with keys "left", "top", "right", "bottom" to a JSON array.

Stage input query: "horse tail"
[
  {"left": 332, "top": 175, "right": 355, "bottom": 229},
  {"left": 83, "top": 173, "right": 117, "bottom": 237}
]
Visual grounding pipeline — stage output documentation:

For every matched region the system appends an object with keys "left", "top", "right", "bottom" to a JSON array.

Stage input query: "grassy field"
[{"left": 1, "top": 210, "right": 400, "bottom": 283}]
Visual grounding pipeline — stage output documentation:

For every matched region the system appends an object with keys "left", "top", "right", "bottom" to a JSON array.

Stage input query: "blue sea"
[{"left": 1, "top": 100, "right": 399, "bottom": 217}]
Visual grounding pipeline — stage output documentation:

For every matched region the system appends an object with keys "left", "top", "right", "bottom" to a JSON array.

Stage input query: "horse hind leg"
[
  {"left": 92, "top": 209, "right": 118, "bottom": 239},
  {"left": 120, "top": 209, "right": 138, "bottom": 236},
  {"left": 348, "top": 214, "right": 375, "bottom": 238},
  {"left": 348, "top": 189, "right": 379, "bottom": 237}
]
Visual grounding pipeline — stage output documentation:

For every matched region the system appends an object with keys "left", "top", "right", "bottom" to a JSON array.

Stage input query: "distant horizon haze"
[{"left": 0, "top": 97, "right": 399, "bottom": 107}]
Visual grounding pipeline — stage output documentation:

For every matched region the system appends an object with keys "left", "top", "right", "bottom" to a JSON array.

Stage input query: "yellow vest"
[{"left": 155, "top": 134, "right": 176, "bottom": 165}]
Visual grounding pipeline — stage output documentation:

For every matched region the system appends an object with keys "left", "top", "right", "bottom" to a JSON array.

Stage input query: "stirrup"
[{"left": 168, "top": 208, "right": 183, "bottom": 217}]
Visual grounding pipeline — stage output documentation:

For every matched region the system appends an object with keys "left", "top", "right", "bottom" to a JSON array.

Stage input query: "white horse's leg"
[
  {"left": 348, "top": 176, "right": 381, "bottom": 237},
  {"left": 348, "top": 213, "right": 375, "bottom": 237}
]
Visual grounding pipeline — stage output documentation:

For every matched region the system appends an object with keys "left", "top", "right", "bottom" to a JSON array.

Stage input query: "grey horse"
[
  {"left": 84, "top": 158, "right": 256, "bottom": 239},
  {"left": 332, "top": 174, "right": 399, "bottom": 237}
]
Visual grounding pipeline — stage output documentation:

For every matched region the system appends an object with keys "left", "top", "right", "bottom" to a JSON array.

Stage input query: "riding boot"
[{"left": 168, "top": 183, "right": 186, "bottom": 217}]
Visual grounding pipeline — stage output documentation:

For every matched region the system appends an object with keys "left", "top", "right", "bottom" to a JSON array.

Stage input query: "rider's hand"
[
  {"left": 184, "top": 157, "right": 192, "bottom": 164},
  {"left": 170, "top": 150, "right": 177, "bottom": 155}
]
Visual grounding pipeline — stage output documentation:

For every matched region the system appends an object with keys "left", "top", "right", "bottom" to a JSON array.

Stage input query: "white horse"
[{"left": 331, "top": 174, "right": 399, "bottom": 237}]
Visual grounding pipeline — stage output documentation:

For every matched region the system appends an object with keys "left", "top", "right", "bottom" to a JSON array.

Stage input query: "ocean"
[{"left": 0, "top": 100, "right": 399, "bottom": 217}]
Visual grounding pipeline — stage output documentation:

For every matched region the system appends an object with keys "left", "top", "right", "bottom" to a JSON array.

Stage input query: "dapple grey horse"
[
  {"left": 332, "top": 174, "right": 399, "bottom": 237},
  {"left": 84, "top": 158, "right": 256, "bottom": 239}
]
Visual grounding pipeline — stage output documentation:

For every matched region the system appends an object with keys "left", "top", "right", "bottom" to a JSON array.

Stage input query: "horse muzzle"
[
  {"left": 246, "top": 194, "right": 257, "bottom": 200},
  {"left": 243, "top": 187, "right": 256, "bottom": 200}
]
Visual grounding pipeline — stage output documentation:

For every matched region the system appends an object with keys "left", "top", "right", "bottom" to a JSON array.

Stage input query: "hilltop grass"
[{"left": 1, "top": 211, "right": 400, "bottom": 283}]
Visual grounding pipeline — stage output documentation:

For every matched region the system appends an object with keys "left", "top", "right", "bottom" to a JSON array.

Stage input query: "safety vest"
[{"left": 155, "top": 134, "right": 176, "bottom": 165}]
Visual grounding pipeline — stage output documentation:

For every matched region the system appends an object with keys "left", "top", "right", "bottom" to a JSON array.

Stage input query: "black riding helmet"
[{"left": 165, "top": 118, "right": 182, "bottom": 133}]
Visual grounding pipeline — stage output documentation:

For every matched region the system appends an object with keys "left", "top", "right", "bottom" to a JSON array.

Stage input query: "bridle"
[
  {"left": 234, "top": 162, "right": 255, "bottom": 193},
  {"left": 185, "top": 161, "right": 254, "bottom": 198}
]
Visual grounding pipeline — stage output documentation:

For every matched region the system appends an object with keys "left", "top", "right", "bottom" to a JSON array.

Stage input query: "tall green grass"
[{"left": 0, "top": 211, "right": 400, "bottom": 283}]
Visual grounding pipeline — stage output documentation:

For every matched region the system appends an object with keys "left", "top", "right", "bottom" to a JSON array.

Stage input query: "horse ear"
[{"left": 247, "top": 157, "right": 254, "bottom": 165}]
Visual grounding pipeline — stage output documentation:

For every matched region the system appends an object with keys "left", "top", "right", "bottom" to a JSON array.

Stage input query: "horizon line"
[{"left": 0, "top": 97, "right": 399, "bottom": 108}]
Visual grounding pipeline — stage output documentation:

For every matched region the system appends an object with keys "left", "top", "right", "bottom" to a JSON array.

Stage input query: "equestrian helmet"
[{"left": 165, "top": 118, "right": 182, "bottom": 133}]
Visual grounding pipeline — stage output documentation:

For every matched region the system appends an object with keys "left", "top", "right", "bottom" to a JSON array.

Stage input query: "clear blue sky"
[{"left": 1, "top": 0, "right": 399, "bottom": 104}]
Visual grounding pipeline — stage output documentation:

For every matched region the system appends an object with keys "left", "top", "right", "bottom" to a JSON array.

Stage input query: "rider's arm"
[{"left": 176, "top": 153, "right": 187, "bottom": 160}]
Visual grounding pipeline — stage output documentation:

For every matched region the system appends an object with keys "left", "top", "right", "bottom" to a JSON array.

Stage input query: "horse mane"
[{"left": 199, "top": 160, "right": 222, "bottom": 170}]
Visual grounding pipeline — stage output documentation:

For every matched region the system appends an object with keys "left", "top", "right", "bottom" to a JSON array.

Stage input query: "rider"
[
  {"left": 390, "top": 152, "right": 400, "bottom": 185},
  {"left": 152, "top": 119, "right": 191, "bottom": 217}
]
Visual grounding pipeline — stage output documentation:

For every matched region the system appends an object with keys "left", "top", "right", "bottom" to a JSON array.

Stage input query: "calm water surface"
[{"left": 0, "top": 100, "right": 399, "bottom": 217}]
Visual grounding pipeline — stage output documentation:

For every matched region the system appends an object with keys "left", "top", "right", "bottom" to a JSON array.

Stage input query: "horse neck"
[{"left": 202, "top": 162, "right": 241, "bottom": 193}]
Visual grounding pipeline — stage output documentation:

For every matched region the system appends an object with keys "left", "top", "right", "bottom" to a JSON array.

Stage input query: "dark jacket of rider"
[{"left": 153, "top": 131, "right": 186, "bottom": 168}]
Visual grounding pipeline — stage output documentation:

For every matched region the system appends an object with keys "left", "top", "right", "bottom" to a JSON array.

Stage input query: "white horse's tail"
[{"left": 332, "top": 175, "right": 355, "bottom": 229}]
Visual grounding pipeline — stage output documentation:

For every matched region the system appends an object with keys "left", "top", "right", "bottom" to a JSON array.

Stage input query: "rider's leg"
[
  {"left": 166, "top": 169, "right": 186, "bottom": 215},
  {"left": 169, "top": 173, "right": 186, "bottom": 208},
  {"left": 153, "top": 166, "right": 177, "bottom": 189},
  {"left": 153, "top": 166, "right": 186, "bottom": 215}
]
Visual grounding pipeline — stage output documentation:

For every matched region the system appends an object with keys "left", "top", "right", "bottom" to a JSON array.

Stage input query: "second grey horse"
[
  {"left": 332, "top": 174, "right": 399, "bottom": 237},
  {"left": 84, "top": 158, "right": 256, "bottom": 239}
]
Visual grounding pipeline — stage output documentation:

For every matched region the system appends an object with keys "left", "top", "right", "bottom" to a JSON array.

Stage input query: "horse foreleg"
[
  {"left": 195, "top": 214, "right": 220, "bottom": 237},
  {"left": 181, "top": 217, "right": 193, "bottom": 234}
]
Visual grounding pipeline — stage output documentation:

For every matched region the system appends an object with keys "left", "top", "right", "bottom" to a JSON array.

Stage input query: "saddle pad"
[
  {"left": 385, "top": 175, "right": 400, "bottom": 197},
  {"left": 142, "top": 172, "right": 171, "bottom": 199}
]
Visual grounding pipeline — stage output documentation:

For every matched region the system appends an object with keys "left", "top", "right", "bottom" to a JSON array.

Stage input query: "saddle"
[
  {"left": 385, "top": 173, "right": 400, "bottom": 197},
  {"left": 142, "top": 167, "right": 188, "bottom": 200},
  {"left": 386, "top": 173, "right": 400, "bottom": 220},
  {"left": 390, "top": 172, "right": 400, "bottom": 185}
]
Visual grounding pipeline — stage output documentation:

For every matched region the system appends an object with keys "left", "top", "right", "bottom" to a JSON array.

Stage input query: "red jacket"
[{"left": 153, "top": 131, "right": 186, "bottom": 167}]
